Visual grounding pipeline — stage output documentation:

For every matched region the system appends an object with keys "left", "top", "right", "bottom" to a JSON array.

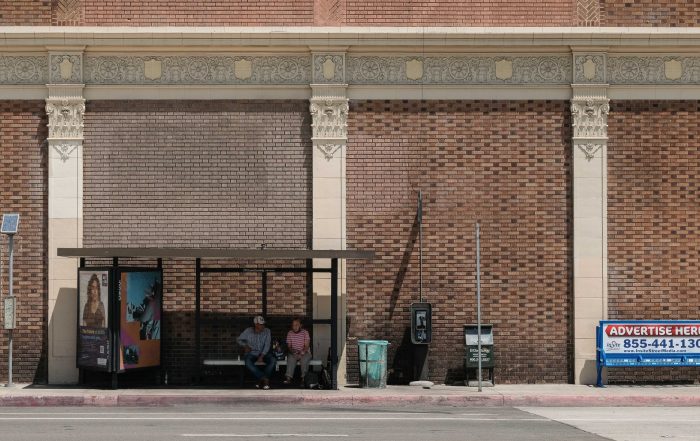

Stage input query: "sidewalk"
[{"left": 1, "top": 383, "right": 699, "bottom": 407}]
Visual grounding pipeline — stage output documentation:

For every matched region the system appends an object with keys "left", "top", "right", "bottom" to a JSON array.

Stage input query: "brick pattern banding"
[
  {"left": 346, "top": 100, "right": 572, "bottom": 384},
  {"left": 601, "top": 0, "right": 700, "bottom": 26},
  {"left": 0, "top": 101, "right": 48, "bottom": 383},
  {"left": 81, "top": 0, "right": 314, "bottom": 25},
  {"left": 607, "top": 101, "right": 700, "bottom": 383},
  {"left": 345, "top": 0, "right": 575, "bottom": 26},
  {"left": 0, "top": 1, "right": 51, "bottom": 25},
  {"left": 83, "top": 100, "right": 312, "bottom": 383}
]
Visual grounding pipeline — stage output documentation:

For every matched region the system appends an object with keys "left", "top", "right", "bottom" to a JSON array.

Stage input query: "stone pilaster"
[
  {"left": 310, "top": 48, "right": 349, "bottom": 384},
  {"left": 46, "top": 75, "right": 85, "bottom": 383},
  {"left": 571, "top": 50, "right": 609, "bottom": 385}
]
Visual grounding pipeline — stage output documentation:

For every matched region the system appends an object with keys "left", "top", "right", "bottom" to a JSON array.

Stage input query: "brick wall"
[
  {"left": 81, "top": 0, "right": 314, "bottom": 26},
  {"left": 0, "top": 1, "right": 51, "bottom": 25},
  {"left": 607, "top": 101, "right": 700, "bottom": 383},
  {"left": 0, "top": 101, "right": 48, "bottom": 383},
  {"left": 346, "top": 100, "right": 572, "bottom": 384},
  {"left": 83, "top": 100, "right": 312, "bottom": 383},
  {"left": 345, "top": 0, "right": 575, "bottom": 26},
  {"left": 601, "top": 0, "right": 700, "bottom": 26}
]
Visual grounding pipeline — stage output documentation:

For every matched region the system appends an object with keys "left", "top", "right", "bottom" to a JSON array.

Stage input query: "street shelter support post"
[
  {"left": 261, "top": 271, "right": 268, "bottom": 317},
  {"left": 330, "top": 258, "right": 338, "bottom": 389},
  {"left": 195, "top": 258, "right": 201, "bottom": 382},
  {"left": 111, "top": 257, "right": 119, "bottom": 390}
]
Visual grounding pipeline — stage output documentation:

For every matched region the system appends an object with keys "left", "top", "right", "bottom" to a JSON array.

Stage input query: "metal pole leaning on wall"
[{"left": 476, "top": 222, "right": 482, "bottom": 393}]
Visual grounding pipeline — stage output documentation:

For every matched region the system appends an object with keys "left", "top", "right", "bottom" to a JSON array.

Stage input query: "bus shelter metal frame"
[{"left": 58, "top": 248, "right": 375, "bottom": 390}]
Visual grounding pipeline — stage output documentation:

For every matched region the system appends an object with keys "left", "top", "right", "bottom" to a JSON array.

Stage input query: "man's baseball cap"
[{"left": 253, "top": 315, "right": 265, "bottom": 325}]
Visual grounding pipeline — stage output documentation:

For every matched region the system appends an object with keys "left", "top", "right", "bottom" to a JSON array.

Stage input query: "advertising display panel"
[
  {"left": 118, "top": 270, "right": 162, "bottom": 370},
  {"left": 597, "top": 320, "right": 700, "bottom": 386},
  {"left": 77, "top": 269, "right": 112, "bottom": 370}
]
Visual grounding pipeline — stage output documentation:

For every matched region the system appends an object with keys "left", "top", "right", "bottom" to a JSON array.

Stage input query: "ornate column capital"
[
  {"left": 571, "top": 85, "right": 609, "bottom": 161},
  {"left": 46, "top": 84, "right": 85, "bottom": 162},
  {"left": 310, "top": 84, "right": 348, "bottom": 161}
]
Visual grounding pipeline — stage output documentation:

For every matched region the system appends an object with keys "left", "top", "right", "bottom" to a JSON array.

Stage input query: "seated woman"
[{"left": 283, "top": 317, "right": 311, "bottom": 385}]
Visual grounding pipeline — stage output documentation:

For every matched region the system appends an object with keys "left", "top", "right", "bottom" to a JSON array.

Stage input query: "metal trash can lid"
[{"left": 358, "top": 340, "right": 389, "bottom": 345}]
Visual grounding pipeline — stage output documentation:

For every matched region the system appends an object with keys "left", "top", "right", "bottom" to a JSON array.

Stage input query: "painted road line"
[
  {"left": 182, "top": 434, "right": 348, "bottom": 438},
  {"left": 0, "top": 417, "right": 549, "bottom": 421}
]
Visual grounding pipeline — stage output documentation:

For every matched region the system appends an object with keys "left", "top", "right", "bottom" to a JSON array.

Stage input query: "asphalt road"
[{"left": 0, "top": 405, "right": 610, "bottom": 441}]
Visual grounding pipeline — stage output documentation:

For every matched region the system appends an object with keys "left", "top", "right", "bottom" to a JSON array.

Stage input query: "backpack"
[{"left": 319, "top": 367, "right": 331, "bottom": 389}]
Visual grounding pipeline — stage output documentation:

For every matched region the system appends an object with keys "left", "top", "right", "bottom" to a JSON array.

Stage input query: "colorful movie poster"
[
  {"left": 119, "top": 271, "right": 162, "bottom": 370},
  {"left": 77, "top": 270, "right": 111, "bottom": 370}
]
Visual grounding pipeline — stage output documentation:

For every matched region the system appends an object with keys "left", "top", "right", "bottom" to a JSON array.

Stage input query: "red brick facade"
[
  {"left": 601, "top": 0, "right": 700, "bottom": 27},
  {"left": 82, "top": 100, "right": 311, "bottom": 250},
  {"left": 81, "top": 0, "right": 315, "bottom": 26},
  {"left": 0, "top": 101, "right": 48, "bottom": 383},
  {"left": 607, "top": 101, "right": 700, "bottom": 383},
  {"left": 6, "top": 0, "right": 700, "bottom": 27},
  {"left": 0, "top": 1, "right": 51, "bottom": 25},
  {"left": 82, "top": 100, "right": 312, "bottom": 383},
  {"left": 346, "top": 100, "right": 572, "bottom": 384},
  {"left": 345, "top": 0, "right": 575, "bottom": 26}
]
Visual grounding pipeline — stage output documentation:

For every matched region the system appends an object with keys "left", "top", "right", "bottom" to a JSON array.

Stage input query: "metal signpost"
[{"left": 1, "top": 213, "right": 19, "bottom": 387}]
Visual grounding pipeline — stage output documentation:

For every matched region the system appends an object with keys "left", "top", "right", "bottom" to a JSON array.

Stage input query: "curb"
[{"left": 2, "top": 393, "right": 700, "bottom": 407}]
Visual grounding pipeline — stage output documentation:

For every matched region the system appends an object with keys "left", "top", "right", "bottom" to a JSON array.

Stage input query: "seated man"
[
  {"left": 284, "top": 317, "right": 311, "bottom": 386},
  {"left": 237, "top": 315, "right": 276, "bottom": 389}
]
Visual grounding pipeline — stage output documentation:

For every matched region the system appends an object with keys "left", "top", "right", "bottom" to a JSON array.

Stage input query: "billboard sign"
[
  {"left": 119, "top": 270, "right": 162, "bottom": 370},
  {"left": 77, "top": 269, "right": 111, "bottom": 370}
]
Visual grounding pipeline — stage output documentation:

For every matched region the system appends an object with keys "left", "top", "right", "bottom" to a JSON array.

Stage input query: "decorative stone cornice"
[{"left": 310, "top": 84, "right": 348, "bottom": 161}]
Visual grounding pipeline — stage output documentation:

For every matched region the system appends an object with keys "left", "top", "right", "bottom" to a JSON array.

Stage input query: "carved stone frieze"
[
  {"left": 346, "top": 55, "right": 572, "bottom": 84},
  {"left": 570, "top": 99, "right": 609, "bottom": 139},
  {"left": 0, "top": 56, "right": 49, "bottom": 84},
  {"left": 607, "top": 56, "right": 700, "bottom": 84},
  {"left": 574, "top": 54, "right": 606, "bottom": 84},
  {"left": 310, "top": 85, "right": 348, "bottom": 161},
  {"left": 46, "top": 98, "right": 85, "bottom": 140},
  {"left": 50, "top": 53, "right": 82, "bottom": 83},
  {"left": 84, "top": 55, "right": 311, "bottom": 85},
  {"left": 313, "top": 54, "right": 345, "bottom": 83}
]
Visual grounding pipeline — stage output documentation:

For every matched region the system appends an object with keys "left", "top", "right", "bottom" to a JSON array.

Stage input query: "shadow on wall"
[{"left": 48, "top": 287, "right": 78, "bottom": 384}]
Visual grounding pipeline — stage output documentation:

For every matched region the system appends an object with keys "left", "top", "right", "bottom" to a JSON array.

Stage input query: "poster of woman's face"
[{"left": 79, "top": 271, "right": 109, "bottom": 329}]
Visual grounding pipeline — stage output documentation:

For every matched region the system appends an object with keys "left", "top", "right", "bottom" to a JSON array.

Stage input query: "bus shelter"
[{"left": 58, "top": 247, "right": 375, "bottom": 389}]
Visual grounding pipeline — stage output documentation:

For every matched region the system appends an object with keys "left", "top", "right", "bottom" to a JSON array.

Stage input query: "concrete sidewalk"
[{"left": 1, "top": 383, "right": 699, "bottom": 407}]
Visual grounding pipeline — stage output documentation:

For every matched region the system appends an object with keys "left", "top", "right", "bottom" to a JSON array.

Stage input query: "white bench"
[{"left": 203, "top": 358, "right": 323, "bottom": 385}]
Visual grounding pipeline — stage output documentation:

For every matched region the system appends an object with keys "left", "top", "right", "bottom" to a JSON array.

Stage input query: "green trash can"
[{"left": 358, "top": 340, "right": 389, "bottom": 388}]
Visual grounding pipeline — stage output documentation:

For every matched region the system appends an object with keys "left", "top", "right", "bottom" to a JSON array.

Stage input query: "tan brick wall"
[
  {"left": 601, "top": 0, "right": 700, "bottom": 26},
  {"left": 0, "top": 101, "right": 48, "bottom": 383},
  {"left": 0, "top": 1, "right": 51, "bottom": 25},
  {"left": 346, "top": 100, "right": 572, "bottom": 384},
  {"left": 607, "top": 101, "right": 700, "bottom": 383},
  {"left": 82, "top": 100, "right": 312, "bottom": 383},
  {"left": 345, "top": 0, "right": 576, "bottom": 26},
  {"left": 81, "top": 0, "right": 314, "bottom": 26}
]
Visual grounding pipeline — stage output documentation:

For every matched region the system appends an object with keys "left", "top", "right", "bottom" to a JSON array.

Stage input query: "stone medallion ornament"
[
  {"left": 322, "top": 58, "right": 336, "bottom": 80},
  {"left": 495, "top": 59, "right": 513, "bottom": 80},
  {"left": 664, "top": 59, "right": 682, "bottom": 80},
  {"left": 583, "top": 58, "right": 597, "bottom": 80},
  {"left": 406, "top": 59, "right": 423, "bottom": 81},
  {"left": 234, "top": 59, "right": 253, "bottom": 80},
  {"left": 144, "top": 59, "right": 162, "bottom": 80}
]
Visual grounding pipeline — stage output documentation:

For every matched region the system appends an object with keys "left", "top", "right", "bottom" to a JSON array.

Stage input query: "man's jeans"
[{"left": 244, "top": 352, "right": 276, "bottom": 381}]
